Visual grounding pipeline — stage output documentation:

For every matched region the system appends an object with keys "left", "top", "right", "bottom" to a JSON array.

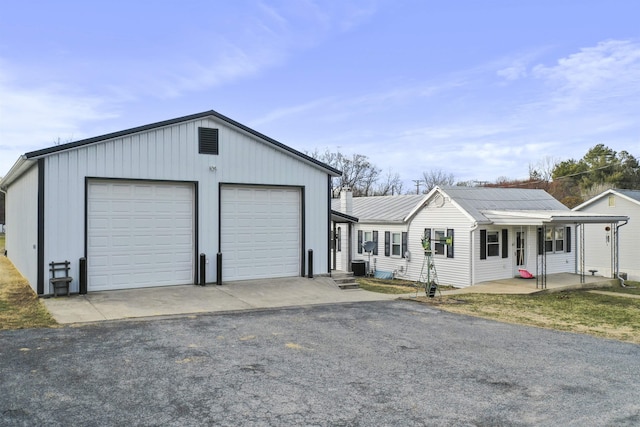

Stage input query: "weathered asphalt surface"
[{"left": 1, "top": 300, "right": 639, "bottom": 426}]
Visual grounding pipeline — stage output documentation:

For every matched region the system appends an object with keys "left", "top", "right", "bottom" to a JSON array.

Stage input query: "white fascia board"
[
  {"left": 482, "top": 209, "right": 628, "bottom": 225},
  {"left": 0, "top": 156, "right": 34, "bottom": 190}
]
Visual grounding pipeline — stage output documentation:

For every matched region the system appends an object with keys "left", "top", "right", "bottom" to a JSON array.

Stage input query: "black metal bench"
[{"left": 50, "top": 261, "right": 72, "bottom": 297}]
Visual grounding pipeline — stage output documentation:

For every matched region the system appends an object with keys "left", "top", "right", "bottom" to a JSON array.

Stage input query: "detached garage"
[{"left": 0, "top": 110, "right": 340, "bottom": 296}]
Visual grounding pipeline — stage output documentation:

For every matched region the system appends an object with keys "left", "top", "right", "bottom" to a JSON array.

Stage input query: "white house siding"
[
  {"left": 473, "top": 226, "right": 513, "bottom": 283},
  {"left": 578, "top": 195, "right": 638, "bottom": 279},
  {"left": 39, "top": 116, "right": 330, "bottom": 293},
  {"left": 5, "top": 164, "right": 39, "bottom": 292},
  {"left": 352, "top": 223, "right": 408, "bottom": 277},
  {"left": 474, "top": 225, "right": 574, "bottom": 284},
  {"left": 408, "top": 199, "right": 473, "bottom": 287}
]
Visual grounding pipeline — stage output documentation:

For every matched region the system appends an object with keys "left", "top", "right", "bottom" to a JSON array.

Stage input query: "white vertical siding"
[
  {"left": 5, "top": 164, "right": 39, "bottom": 292},
  {"left": 39, "top": 117, "right": 331, "bottom": 293}
]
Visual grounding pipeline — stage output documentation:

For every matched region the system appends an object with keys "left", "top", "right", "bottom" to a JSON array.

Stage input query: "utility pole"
[{"left": 412, "top": 179, "right": 423, "bottom": 194}]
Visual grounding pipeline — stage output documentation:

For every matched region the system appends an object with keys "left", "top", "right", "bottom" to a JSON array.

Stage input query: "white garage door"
[
  {"left": 221, "top": 186, "right": 301, "bottom": 281},
  {"left": 87, "top": 180, "right": 194, "bottom": 291}
]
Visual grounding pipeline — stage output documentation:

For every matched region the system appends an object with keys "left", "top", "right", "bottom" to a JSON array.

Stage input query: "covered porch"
[{"left": 481, "top": 209, "right": 629, "bottom": 289}]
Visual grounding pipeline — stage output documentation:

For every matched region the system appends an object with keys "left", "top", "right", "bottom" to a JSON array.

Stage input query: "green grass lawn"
[{"left": 359, "top": 277, "right": 640, "bottom": 344}]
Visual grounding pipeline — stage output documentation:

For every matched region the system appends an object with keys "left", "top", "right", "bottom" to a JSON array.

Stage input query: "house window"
[
  {"left": 545, "top": 228, "right": 554, "bottom": 252},
  {"left": 487, "top": 231, "right": 500, "bottom": 257},
  {"left": 364, "top": 231, "right": 373, "bottom": 243},
  {"left": 544, "top": 226, "right": 566, "bottom": 253},
  {"left": 391, "top": 233, "right": 402, "bottom": 256},
  {"left": 434, "top": 230, "right": 446, "bottom": 256},
  {"left": 555, "top": 227, "right": 564, "bottom": 252},
  {"left": 337, "top": 227, "right": 341, "bottom": 252}
]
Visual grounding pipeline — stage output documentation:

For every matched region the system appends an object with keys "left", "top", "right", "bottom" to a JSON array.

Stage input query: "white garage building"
[{"left": 0, "top": 110, "right": 340, "bottom": 296}]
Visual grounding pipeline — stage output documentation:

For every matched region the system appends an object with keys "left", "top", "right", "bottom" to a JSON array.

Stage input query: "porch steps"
[{"left": 332, "top": 271, "right": 360, "bottom": 290}]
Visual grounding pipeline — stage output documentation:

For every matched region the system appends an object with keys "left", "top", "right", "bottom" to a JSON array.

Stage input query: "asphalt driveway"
[{"left": 1, "top": 300, "right": 639, "bottom": 426}]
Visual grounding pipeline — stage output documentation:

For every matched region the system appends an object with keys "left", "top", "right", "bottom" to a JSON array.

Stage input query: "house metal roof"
[
  {"left": 331, "top": 186, "right": 627, "bottom": 227},
  {"left": 437, "top": 186, "right": 569, "bottom": 224},
  {"left": 331, "top": 194, "right": 425, "bottom": 223}
]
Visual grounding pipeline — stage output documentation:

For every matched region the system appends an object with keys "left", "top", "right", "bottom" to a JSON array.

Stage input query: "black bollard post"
[
  {"left": 79, "top": 257, "right": 87, "bottom": 294},
  {"left": 308, "top": 249, "right": 313, "bottom": 279},
  {"left": 216, "top": 252, "right": 223, "bottom": 285},
  {"left": 199, "top": 253, "right": 206, "bottom": 286}
]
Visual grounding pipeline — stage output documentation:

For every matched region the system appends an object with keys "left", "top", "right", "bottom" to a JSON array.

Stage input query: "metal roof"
[
  {"left": 615, "top": 189, "right": 640, "bottom": 202},
  {"left": 573, "top": 188, "right": 640, "bottom": 211},
  {"left": 1, "top": 110, "right": 341, "bottom": 189},
  {"left": 439, "top": 186, "right": 568, "bottom": 223},
  {"left": 331, "top": 194, "right": 425, "bottom": 223},
  {"left": 331, "top": 187, "right": 628, "bottom": 226}
]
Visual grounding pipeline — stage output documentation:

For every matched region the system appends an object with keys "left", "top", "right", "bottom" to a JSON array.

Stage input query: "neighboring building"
[
  {"left": 331, "top": 186, "right": 627, "bottom": 287},
  {"left": 0, "top": 110, "right": 340, "bottom": 296},
  {"left": 573, "top": 189, "right": 639, "bottom": 281}
]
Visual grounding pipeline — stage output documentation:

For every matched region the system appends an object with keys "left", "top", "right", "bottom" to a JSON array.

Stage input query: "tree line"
[{"left": 311, "top": 144, "right": 640, "bottom": 207}]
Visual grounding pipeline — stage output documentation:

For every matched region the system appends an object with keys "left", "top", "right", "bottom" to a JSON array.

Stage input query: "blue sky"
[{"left": 2, "top": 0, "right": 640, "bottom": 190}]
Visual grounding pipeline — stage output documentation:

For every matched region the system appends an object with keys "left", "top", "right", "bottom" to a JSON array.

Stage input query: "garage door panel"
[
  {"left": 88, "top": 180, "right": 194, "bottom": 291},
  {"left": 221, "top": 186, "right": 300, "bottom": 281}
]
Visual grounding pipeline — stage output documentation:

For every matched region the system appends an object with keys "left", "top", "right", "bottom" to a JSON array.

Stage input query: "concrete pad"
[
  {"left": 43, "top": 296, "right": 107, "bottom": 323},
  {"left": 441, "top": 273, "right": 618, "bottom": 296},
  {"left": 43, "top": 276, "right": 395, "bottom": 324}
]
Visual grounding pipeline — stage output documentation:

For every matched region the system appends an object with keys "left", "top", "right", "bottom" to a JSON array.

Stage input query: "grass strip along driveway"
[
  {"left": 358, "top": 278, "right": 640, "bottom": 345},
  {"left": 0, "top": 254, "right": 56, "bottom": 330}
]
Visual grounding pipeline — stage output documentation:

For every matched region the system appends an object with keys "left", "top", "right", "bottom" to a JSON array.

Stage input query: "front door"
[{"left": 514, "top": 230, "right": 526, "bottom": 275}]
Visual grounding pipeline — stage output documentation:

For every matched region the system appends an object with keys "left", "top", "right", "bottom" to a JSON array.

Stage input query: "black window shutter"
[
  {"left": 501, "top": 229, "right": 508, "bottom": 258},
  {"left": 566, "top": 226, "right": 572, "bottom": 253},
  {"left": 372, "top": 231, "right": 379, "bottom": 255},
  {"left": 447, "top": 229, "right": 454, "bottom": 258},
  {"left": 480, "top": 230, "right": 487, "bottom": 260},
  {"left": 384, "top": 231, "right": 390, "bottom": 256},
  {"left": 537, "top": 227, "right": 543, "bottom": 255},
  {"left": 401, "top": 232, "right": 408, "bottom": 258},
  {"left": 198, "top": 127, "right": 219, "bottom": 154},
  {"left": 357, "top": 230, "right": 363, "bottom": 254}
]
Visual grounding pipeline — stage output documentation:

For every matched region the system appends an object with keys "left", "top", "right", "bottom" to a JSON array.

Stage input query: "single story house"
[
  {"left": 0, "top": 110, "right": 341, "bottom": 296},
  {"left": 573, "top": 189, "right": 639, "bottom": 281},
  {"left": 331, "top": 186, "right": 627, "bottom": 287}
]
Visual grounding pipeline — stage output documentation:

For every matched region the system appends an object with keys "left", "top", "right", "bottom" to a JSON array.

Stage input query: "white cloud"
[
  {"left": 532, "top": 40, "right": 640, "bottom": 110},
  {"left": 0, "top": 64, "right": 118, "bottom": 174}
]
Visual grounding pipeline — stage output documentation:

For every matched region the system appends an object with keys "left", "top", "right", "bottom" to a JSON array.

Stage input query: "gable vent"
[{"left": 199, "top": 127, "right": 219, "bottom": 155}]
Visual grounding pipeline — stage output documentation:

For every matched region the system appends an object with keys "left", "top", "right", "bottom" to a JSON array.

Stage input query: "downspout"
[
  {"left": 615, "top": 219, "right": 629, "bottom": 287},
  {"left": 469, "top": 222, "right": 479, "bottom": 286}
]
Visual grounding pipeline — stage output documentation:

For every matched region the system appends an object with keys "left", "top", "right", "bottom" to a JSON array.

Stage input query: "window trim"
[
  {"left": 487, "top": 231, "right": 500, "bottom": 257},
  {"left": 391, "top": 232, "right": 402, "bottom": 257}
]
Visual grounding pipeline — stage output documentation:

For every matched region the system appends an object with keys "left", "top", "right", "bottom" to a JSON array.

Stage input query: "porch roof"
[
  {"left": 331, "top": 210, "right": 358, "bottom": 223},
  {"left": 481, "top": 209, "right": 629, "bottom": 225}
]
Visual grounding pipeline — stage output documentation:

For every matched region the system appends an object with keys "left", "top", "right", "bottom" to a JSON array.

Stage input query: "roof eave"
[
  {"left": 0, "top": 155, "right": 34, "bottom": 190},
  {"left": 22, "top": 110, "right": 342, "bottom": 177}
]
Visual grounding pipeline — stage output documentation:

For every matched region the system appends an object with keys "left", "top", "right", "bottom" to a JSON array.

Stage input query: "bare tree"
[
  {"left": 374, "top": 170, "right": 404, "bottom": 196},
  {"left": 528, "top": 156, "right": 558, "bottom": 182},
  {"left": 309, "top": 149, "right": 382, "bottom": 196},
  {"left": 421, "top": 169, "right": 455, "bottom": 193}
]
